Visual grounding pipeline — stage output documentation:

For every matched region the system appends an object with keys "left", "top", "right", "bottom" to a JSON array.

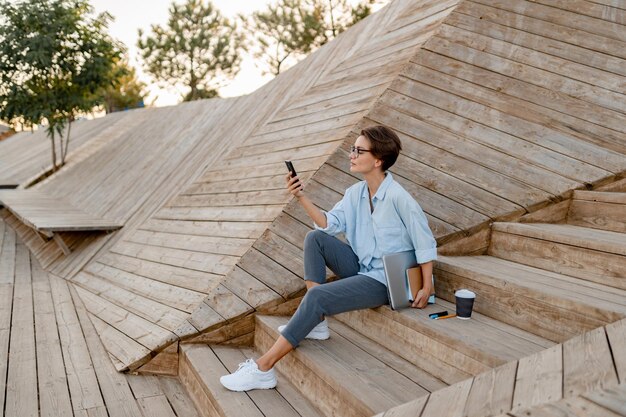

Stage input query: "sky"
[{"left": 90, "top": 0, "right": 385, "bottom": 107}]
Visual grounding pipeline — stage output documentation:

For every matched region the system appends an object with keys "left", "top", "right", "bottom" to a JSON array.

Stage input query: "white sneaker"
[
  {"left": 220, "top": 359, "right": 277, "bottom": 391},
  {"left": 278, "top": 319, "right": 330, "bottom": 340}
]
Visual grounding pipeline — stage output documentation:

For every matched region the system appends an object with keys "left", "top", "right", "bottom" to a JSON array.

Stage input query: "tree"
[
  {"left": 0, "top": 0, "right": 124, "bottom": 171},
  {"left": 103, "top": 60, "right": 147, "bottom": 113},
  {"left": 137, "top": 0, "right": 244, "bottom": 102},
  {"left": 247, "top": 0, "right": 380, "bottom": 75}
]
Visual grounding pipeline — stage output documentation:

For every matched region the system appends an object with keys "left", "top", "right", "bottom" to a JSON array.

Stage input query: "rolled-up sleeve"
[
  {"left": 314, "top": 197, "right": 347, "bottom": 236},
  {"left": 396, "top": 194, "right": 437, "bottom": 264}
]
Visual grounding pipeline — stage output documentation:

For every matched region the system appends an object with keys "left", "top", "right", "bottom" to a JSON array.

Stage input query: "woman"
[{"left": 220, "top": 125, "right": 437, "bottom": 391}]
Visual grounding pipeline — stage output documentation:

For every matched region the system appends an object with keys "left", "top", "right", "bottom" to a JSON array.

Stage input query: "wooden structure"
[
  {"left": 0, "top": 189, "right": 122, "bottom": 254},
  {"left": 0, "top": 0, "right": 625, "bottom": 416}
]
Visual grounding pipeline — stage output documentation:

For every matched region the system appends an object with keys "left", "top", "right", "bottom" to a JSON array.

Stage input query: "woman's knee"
[
  {"left": 304, "top": 230, "right": 326, "bottom": 251},
  {"left": 302, "top": 285, "right": 327, "bottom": 311}
]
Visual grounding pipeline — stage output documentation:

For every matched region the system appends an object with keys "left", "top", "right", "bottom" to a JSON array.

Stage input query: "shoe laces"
[{"left": 235, "top": 358, "right": 258, "bottom": 374}]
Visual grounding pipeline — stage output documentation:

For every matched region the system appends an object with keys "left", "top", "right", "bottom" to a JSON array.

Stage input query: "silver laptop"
[
  {"left": 382, "top": 250, "right": 417, "bottom": 310},
  {"left": 383, "top": 250, "right": 436, "bottom": 310}
]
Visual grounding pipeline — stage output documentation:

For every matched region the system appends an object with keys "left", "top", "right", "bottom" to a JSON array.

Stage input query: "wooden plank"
[
  {"left": 180, "top": 344, "right": 264, "bottom": 417},
  {"left": 32, "top": 259, "right": 74, "bottom": 417},
  {"left": 376, "top": 88, "right": 579, "bottom": 197},
  {"left": 157, "top": 376, "right": 201, "bottom": 417},
  {"left": 451, "top": 2, "right": 626, "bottom": 76},
  {"left": 128, "top": 229, "right": 253, "bottom": 257},
  {"left": 111, "top": 240, "right": 237, "bottom": 277},
  {"left": 420, "top": 32, "right": 626, "bottom": 133},
  {"left": 526, "top": 396, "right": 625, "bottom": 417},
  {"left": 334, "top": 309, "right": 476, "bottom": 384},
  {"left": 513, "top": 344, "right": 562, "bottom": 410},
  {"left": 126, "top": 373, "right": 164, "bottom": 399},
  {"left": 420, "top": 377, "right": 473, "bottom": 417},
  {"left": 568, "top": 199, "right": 626, "bottom": 233},
  {"left": 328, "top": 318, "right": 446, "bottom": 393},
  {"left": 438, "top": 226, "right": 490, "bottom": 256},
  {"left": 256, "top": 315, "right": 419, "bottom": 417},
  {"left": 170, "top": 189, "right": 291, "bottom": 208},
  {"left": 374, "top": 396, "right": 428, "bottom": 417},
  {"left": 583, "top": 383, "right": 626, "bottom": 416},
  {"left": 5, "top": 244, "right": 37, "bottom": 417},
  {"left": 573, "top": 191, "right": 626, "bottom": 204},
  {"left": 49, "top": 274, "right": 107, "bottom": 414},
  {"left": 0, "top": 222, "right": 16, "bottom": 284},
  {"left": 238, "top": 247, "right": 305, "bottom": 299},
  {"left": 136, "top": 343, "right": 179, "bottom": 377},
  {"left": 69, "top": 283, "right": 145, "bottom": 416},
  {"left": 563, "top": 326, "right": 619, "bottom": 398},
  {"left": 0, "top": 282, "right": 12, "bottom": 417},
  {"left": 471, "top": 0, "right": 626, "bottom": 42},
  {"left": 71, "top": 271, "right": 189, "bottom": 333},
  {"left": 87, "top": 313, "right": 152, "bottom": 372},
  {"left": 136, "top": 395, "right": 178, "bottom": 417},
  {"left": 53, "top": 232, "right": 71, "bottom": 255},
  {"left": 220, "top": 266, "right": 282, "bottom": 310},
  {"left": 393, "top": 66, "right": 625, "bottom": 174},
  {"left": 253, "top": 229, "right": 305, "bottom": 278},
  {"left": 141, "top": 218, "right": 270, "bottom": 240},
  {"left": 489, "top": 231, "right": 626, "bottom": 290},
  {"left": 605, "top": 319, "right": 626, "bottom": 383},
  {"left": 528, "top": 0, "right": 626, "bottom": 24},
  {"left": 185, "top": 314, "right": 255, "bottom": 344},
  {"left": 367, "top": 108, "right": 533, "bottom": 215},
  {"left": 464, "top": 361, "right": 516, "bottom": 417},
  {"left": 200, "top": 284, "right": 253, "bottom": 324},
  {"left": 75, "top": 285, "right": 177, "bottom": 351},
  {"left": 94, "top": 253, "right": 219, "bottom": 299},
  {"left": 82, "top": 261, "right": 205, "bottom": 313},
  {"left": 270, "top": 85, "right": 383, "bottom": 124}
]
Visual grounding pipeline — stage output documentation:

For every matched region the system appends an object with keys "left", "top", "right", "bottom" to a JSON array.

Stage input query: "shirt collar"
[{"left": 360, "top": 172, "right": 394, "bottom": 201}]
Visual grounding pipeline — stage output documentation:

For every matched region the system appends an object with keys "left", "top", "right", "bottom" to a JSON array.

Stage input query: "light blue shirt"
[{"left": 315, "top": 173, "right": 437, "bottom": 286}]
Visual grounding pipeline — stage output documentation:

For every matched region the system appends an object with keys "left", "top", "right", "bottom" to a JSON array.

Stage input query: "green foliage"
[
  {"left": 0, "top": 0, "right": 124, "bottom": 170},
  {"left": 247, "top": 0, "right": 379, "bottom": 75},
  {"left": 103, "top": 60, "right": 147, "bottom": 113},
  {"left": 137, "top": 0, "right": 244, "bottom": 102}
]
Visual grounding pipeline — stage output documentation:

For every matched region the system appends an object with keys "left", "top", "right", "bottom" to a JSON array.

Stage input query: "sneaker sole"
[{"left": 220, "top": 378, "right": 277, "bottom": 392}]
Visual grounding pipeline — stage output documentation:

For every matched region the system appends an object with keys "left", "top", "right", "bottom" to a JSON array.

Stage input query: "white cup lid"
[{"left": 455, "top": 289, "right": 475, "bottom": 298}]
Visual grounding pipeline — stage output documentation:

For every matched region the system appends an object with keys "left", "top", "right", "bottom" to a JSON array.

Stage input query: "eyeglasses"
[{"left": 350, "top": 145, "right": 372, "bottom": 157}]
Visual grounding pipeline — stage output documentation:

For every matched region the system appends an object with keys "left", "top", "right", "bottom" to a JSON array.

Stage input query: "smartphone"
[{"left": 284, "top": 160, "right": 298, "bottom": 180}]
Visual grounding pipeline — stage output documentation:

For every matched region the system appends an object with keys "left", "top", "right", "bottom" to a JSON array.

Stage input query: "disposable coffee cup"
[{"left": 455, "top": 289, "right": 476, "bottom": 320}]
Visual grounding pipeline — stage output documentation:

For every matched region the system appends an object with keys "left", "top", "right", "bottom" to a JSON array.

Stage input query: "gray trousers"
[{"left": 281, "top": 230, "right": 389, "bottom": 348}]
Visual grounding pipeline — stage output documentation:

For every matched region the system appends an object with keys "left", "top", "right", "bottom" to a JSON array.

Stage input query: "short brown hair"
[{"left": 360, "top": 125, "right": 402, "bottom": 171}]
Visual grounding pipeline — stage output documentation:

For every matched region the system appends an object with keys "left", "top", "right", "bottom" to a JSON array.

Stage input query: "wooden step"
[
  {"left": 568, "top": 191, "right": 626, "bottom": 233},
  {"left": 179, "top": 343, "right": 325, "bottom": 417},
  {"left": 435, "top": 255, "right": 626, "bottom": 342},
  {"left": 255, "top": 315, "right": 440, "bottom": 417},
  {"left": 489, "top": 223, "right": 626, "bottom": 290},
  {"left": 332, "top": 301, "right": 553, "bottom": 382}
]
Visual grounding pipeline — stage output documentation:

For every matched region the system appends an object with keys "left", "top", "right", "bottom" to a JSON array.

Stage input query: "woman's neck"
[{"left": 364, "top": 170, "right": 386, "bottom": 198}]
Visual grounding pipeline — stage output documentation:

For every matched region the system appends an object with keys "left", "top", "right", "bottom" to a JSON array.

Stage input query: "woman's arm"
[{"left": 286, "top": 174, "right": 327, "bottom": 228}]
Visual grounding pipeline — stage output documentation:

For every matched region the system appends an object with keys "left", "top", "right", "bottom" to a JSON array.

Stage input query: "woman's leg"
[
  {"left": 303, "top": 230, "right": 360, "bottom": 288},
  {"left": 256, "top": 231, "right": 361, "bottom": 369},
  {"left": 257, "top": 275, "right": 388, "bottom": 371},
  {"left": 278, "top": 274, "right": 388, "bottom": 348}
]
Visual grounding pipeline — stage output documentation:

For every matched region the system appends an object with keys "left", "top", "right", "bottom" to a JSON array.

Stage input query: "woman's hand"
[
  {"left": 411, "top": 289, "right": 430, "bottom": 309},
  {"left": 285, "top": 173, "right": 304, "bottom": 198}
]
